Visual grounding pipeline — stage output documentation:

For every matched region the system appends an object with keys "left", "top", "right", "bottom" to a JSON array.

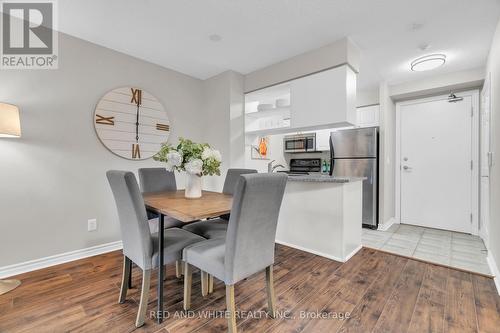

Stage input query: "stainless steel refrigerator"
[{"left": 329, "top": 127, "right": 379, "bottom": 228}]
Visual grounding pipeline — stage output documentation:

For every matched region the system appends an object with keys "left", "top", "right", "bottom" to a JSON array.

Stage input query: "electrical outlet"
[{"left": 88, "top": 219, "right": 97, "bottom": 232}]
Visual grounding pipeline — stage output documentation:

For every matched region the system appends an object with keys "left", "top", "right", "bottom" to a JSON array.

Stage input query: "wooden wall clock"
[{"left": 94, "top": 87, "right": 170, "bottom": 160}]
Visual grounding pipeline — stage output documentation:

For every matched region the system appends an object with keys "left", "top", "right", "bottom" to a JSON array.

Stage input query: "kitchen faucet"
[{"left": 268, "top": 160, "right": 285, "bottom": 173}]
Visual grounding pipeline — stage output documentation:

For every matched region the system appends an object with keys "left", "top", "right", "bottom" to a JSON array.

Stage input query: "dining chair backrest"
[
  {"left": 222, "top": 169, "right": 258, "bottom": 195},
  {"left": 138, "top": 168, "right": 177, "bottom": 194},
  {"left": 224, "top": 173, "right": 287, "bottom": 285},
  {"left": 107, "top": 171, "right": 153, "bottom": 270}
]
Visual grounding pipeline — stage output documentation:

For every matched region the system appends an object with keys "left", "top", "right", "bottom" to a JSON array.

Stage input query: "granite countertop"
[{"left": 285, "top": 173, "right": 366, "bottom": 183}]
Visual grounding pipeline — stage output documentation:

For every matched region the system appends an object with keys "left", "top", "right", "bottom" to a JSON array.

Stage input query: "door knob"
[{"left": 403, "top": 165, "right": 412, "bottom": 170}]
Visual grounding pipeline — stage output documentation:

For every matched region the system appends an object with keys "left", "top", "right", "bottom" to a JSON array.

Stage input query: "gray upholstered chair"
[
  {"left": 182, "top": 168, "right": 257, "bottom": 239},
  {"left": 138, "top": 168, "right": 183, "bottom": 229},
  {"left": 220, "top": 168, "right": 257, "bottom": 220},
  {"left": 139, "top": 168, "right": 187, "bottom": 278},
  {"left": 182, "top": 173, "right": 287, "bottom": 333},
  {"left": 106, "top": 170, "right": 205, "bottom": 327},
  {"left": 222, "top": 168, "right": 258, "bottom": 195}
]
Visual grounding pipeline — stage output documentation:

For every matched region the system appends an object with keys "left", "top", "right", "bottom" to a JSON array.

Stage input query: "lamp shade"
[{"left": 0, "top": 103, "right": 21, "bottom": 137}]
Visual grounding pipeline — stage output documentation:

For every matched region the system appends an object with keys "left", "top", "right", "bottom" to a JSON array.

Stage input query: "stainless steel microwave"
[{"left": 283, "top": 133, "right": 316, "bottom": 153}]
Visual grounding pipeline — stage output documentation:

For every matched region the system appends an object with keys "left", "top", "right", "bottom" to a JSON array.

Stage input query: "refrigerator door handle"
[{"left": 329, "top": 135, "right": 335, "bottom": 176}]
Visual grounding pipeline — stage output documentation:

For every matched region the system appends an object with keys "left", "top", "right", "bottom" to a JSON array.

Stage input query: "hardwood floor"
[{"left": 1, "top": 246, "right": 499, "bottom": 333}]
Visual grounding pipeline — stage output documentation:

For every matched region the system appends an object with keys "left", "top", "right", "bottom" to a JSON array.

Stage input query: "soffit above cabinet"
[{"left": 244, "top": 37, "right": 360, "bottom": 93}]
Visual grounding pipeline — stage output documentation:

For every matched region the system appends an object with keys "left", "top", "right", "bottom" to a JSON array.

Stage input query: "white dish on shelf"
[
  {"left": 245, "top": 106, "right": 291, "bottom": 119},
  {"left": 257, "top": 103, "right": 274, "bottom": 111},
  {"left": 275, "top": 98, "right": 290, "bottom": 108}
]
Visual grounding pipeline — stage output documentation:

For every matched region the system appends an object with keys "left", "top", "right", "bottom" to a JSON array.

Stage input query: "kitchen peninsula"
[
  {"left": 276, "top": 175, "right": 364, "bottom": 262},
  {"left": 243, "top": 46, "right": 364, "bottom": 262}
]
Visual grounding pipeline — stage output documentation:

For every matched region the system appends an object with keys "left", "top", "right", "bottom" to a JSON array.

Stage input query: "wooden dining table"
[{"left": 143, "top": 190, "right": 233, "bottom": 323}]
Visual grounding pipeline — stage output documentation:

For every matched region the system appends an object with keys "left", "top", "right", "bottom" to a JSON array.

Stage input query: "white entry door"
[{"left": 399, "top": 95, "right": 473, "bottom": 233}]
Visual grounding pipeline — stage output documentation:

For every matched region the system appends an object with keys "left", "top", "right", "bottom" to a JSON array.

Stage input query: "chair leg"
[
  {"left": 128, "top": 265, "right": 133, "bottom": 289},
  {"left": 119, "top": 256, "right": 132, "bottom": 303},
  {"left": 208, "top": 274, "right": 214, "bottom": 294},
  {"left": 201, "top": 271, "right": 209, "bottom": 297},
  {"left": 226, "top": 284, "right": 237, "bottom": 333},
  {"left": 183, "top": 263, "right": 193, "bottom": 311},
  {"left": 175, "top": 260, "right": 183, "bottom": 278},
  {"left": 265, "top": 265, "right": 276, "bottom": 318},
  {"left": 135, "top": 269, "right": 151, "bottom": 328}
]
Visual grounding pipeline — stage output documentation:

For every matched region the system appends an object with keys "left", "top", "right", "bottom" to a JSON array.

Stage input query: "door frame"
[
  {"left": 479, "top": 74, "right": 491, "bottom": 246},
  {"left": 395, "top": 90, "right": 480, "bottom": 235}
]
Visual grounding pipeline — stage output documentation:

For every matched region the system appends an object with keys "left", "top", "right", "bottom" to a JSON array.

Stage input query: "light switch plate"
[{"left": 88, "top": 219, "right": 97, "bottom": 232}]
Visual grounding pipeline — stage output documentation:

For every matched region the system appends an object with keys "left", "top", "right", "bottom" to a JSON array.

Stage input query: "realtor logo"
[{"left": 1, "top": 0, "right": 58, "bottom": 69}]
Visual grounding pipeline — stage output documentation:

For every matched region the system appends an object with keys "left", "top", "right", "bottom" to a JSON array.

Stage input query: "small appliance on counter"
[
  {"left": 279, "top": 158, "right": 322, "bottom": 175},
  {"left": 329, "top": 127, "right": 379, "bottom": 229},
  {"left": 283, "top": 133, "right": 316, "bottom": 153}
]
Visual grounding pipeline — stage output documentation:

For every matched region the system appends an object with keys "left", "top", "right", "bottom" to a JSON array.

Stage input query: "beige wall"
[
  {"left": 0, "top": 33, "right": 206, "bottom": 267},
  {"left": 484, "top": 19, "right": 500, "bottom": 274},
  {"left": 202, "top": 71, "right": 245, "bottom": 192}
]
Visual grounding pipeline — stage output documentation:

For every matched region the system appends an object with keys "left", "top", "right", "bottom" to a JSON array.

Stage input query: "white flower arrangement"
[
  {"left": 165, "top": 151, "right": 183, "bottom": 171},
  {"left": 202, "top": 147, "right": 222, "bottom": 162},
  {"left": 185, "top": 159, "right": 203, "bottom": 175},
  {"left": 154, "top": 138, "right": 222, "bottom": 177}
]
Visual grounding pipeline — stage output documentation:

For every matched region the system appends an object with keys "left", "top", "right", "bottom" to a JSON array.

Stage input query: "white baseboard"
[
  {"left": 0, "top": 241, "right": 123, "bottom": 279},
  {"left": 378, "top": 217, "right": 398, "bottom": 231},
  {"left": 486, "top": 254, "right": 500, "bottom": 295},
  {"left": 344, "top": 245, "right": 363, "bottom": 262},
  {"left": 276, "top": 239, "right": 361, "bottom": 263}
]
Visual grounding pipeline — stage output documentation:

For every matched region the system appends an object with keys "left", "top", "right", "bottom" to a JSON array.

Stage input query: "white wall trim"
[
  {"left": 395, "top": 90, "right": 480, "bottom": 235},
  {"left": 276, "top": 239, "right": 361, "bottom": 263},
  {"left": 0, "top": 241, "right": 123, "bottom": 279},
  {"left": 378, "top": 217, "right": 398, "bottom": 231},
  {"left": 486, "top": 254, "right": 500, "bottom": 295},
  {"left": 344, "top": 245, "right": 363, "bottom": 262}
]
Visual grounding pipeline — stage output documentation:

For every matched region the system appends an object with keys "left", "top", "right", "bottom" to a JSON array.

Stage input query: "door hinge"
[
  {"left": 470, "top": 213, "right": 473, "bottom": 223},
  {"left": 471, "top": 160, "right": 473, "bottom": 170},
  {"left": 471, "top": 107, "right": 474, "bottom": 117}
]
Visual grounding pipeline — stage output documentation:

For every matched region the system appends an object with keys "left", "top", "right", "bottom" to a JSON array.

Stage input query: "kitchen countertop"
[{"left": 285, "top": 173, "right": 366, "bottom": 183}]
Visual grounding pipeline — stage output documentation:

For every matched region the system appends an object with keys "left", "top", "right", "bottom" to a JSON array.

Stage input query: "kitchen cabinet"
[
  {"left": 290, "top": 65, "right": 356, "bottom": 129},
  {"left": 356, "top": 104, "right": 379, "bottom": 128},
  {"left": 244, "top": 64, "right": 357, "bottom": 136}
]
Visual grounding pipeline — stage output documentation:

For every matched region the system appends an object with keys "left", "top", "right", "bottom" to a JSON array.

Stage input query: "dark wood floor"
[{"left": 1, "top": 246, "right": 499, "bottom": 333}]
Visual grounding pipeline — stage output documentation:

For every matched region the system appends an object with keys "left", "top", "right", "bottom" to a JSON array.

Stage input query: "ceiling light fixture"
[{"left": 411, "top": 54, "right": 446, "bottom": 72}]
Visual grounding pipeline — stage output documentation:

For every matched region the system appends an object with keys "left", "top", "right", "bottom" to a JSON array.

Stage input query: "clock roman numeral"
[
  {"left": 156, "top": 123, "right": 170, "bottom": 131},
  {"left": 131, "top": 88, "right": 142, "bottom": 106},
  {"left": 132, "top": 143, "right": 141, "bottom": 159},
  {"left": 95, "top": 114, "right": 115, "bottom": 125}
]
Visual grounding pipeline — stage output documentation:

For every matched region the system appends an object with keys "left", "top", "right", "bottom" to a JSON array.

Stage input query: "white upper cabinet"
[
  {"left": 244, "top": 64, "right": 357, "bottom": 136},
  {"left": 290, "top": 65, "right": 357, "bottom": 129},
  {"left": 356, "top": 104, "right": 379, "bottom": 128}
]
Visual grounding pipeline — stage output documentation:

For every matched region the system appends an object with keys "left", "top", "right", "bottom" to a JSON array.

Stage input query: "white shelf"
[
  {"left": 245, "top": 121, "right": 356, "bottom": 137},
  {"left": 245, "top": 106, "right": 291, "bottom": 119},
  {"left": 245, "top": 126, "right": 292, "bottom": 137}
]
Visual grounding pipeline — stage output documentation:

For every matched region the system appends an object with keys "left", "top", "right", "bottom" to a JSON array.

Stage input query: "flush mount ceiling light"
[{"left": 410, "top": 54, "right": 446, "bottom": 72}]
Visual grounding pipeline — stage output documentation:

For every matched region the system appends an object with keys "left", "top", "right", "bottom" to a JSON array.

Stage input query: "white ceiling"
[{"left": 57, "top": 0, "right": 500, "bottom": 91}]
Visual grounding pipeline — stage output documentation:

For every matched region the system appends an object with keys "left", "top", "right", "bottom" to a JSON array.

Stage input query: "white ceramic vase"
[{"left": 185, "top": 173, "right": 202, "bottom": 198}]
